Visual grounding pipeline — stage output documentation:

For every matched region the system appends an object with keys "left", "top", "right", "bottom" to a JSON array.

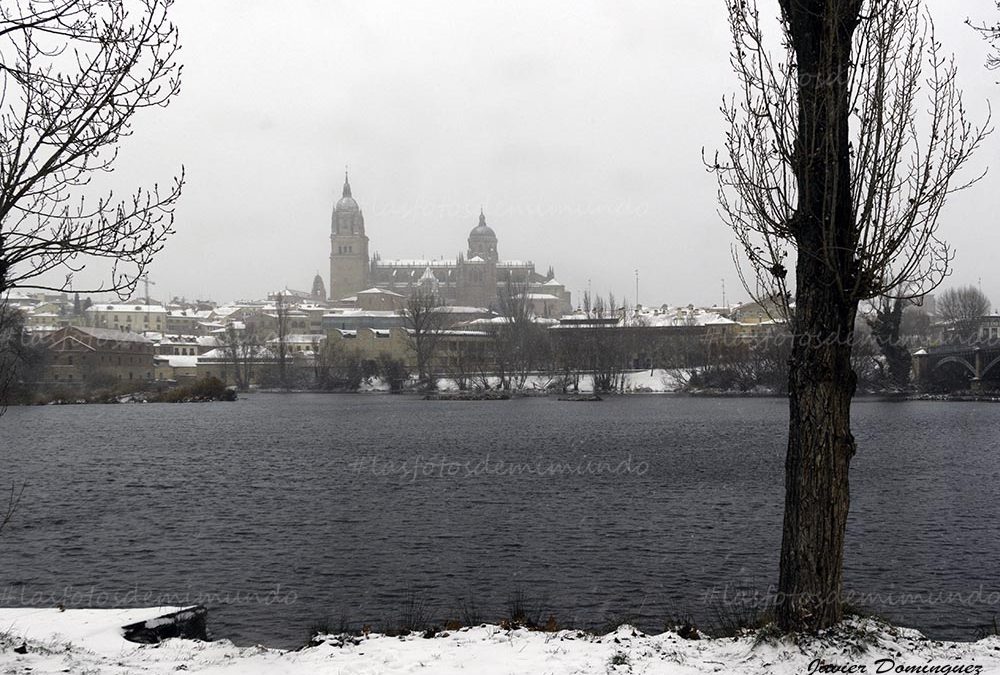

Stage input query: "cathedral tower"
[
  {"left": 467, "top": 208, "right": 498, "bottom": 262},
  {"left": 329, "top": 172, "right": 370, "bottom": 301},
  {"left": 458, "top": 209, "right": 499, "bottom": 308}
]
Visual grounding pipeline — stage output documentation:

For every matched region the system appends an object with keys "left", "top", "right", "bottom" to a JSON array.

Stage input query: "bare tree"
[
  {"left": 402, "top": 288, "right": 446, "bottom": 390},
  {"left": 586, "top": 293, "right": 628, "bottom": 393},
  {"left": 938, "top": 285, "right": 991, "bottom": 342},
  {"left": 274, "top": 292, "right": 290, "bottom": 388},
  {"left": 0, "top": 300, "right": 46, "bottom": 409},
  {"left": 0, "top": 0, "right": 183, "bottom": 298},
  {"left": 864, "top": 293, "right": 913, "bottom": 389},
  {"left": 314, "top": 339, "right": 369, "bottom": 391},
  {"left": 377, "top": 352, "right": 409, "bottom": 393},
  {"left": 968, "top": 2, "right": 1000, "bottom": 71},
  {"left": 0, "top": 304, "right": 31, "bottom": 533},
  {"left": 492, "top": 277, "right": 547, "bottom": 390},
  {"left": 221, "top": 322, "right": 259, "bottom": 392},
  {"left": 443, "top": 338, "right": 484, "bottom": 392},
  {"left": 0, "top": 301, "right": 22, "bottom": 408},
  {"left": 713, "top": 0, "right": 988, "bottom": 631}
]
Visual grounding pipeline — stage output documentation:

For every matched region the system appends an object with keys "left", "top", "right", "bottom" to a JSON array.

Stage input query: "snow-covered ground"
[
  {"left": 3, "top": 606, "right": 1000, "bottom": 674},
  {"left": 433, "top": 368, "right": 686, "bottom": 393}
]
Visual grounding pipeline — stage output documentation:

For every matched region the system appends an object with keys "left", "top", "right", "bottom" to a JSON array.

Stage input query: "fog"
[{"left": 42, "top": 0, "right": 1000, "bottom": 308}]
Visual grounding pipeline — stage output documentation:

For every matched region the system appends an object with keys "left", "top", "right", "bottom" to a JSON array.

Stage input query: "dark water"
[{"left": 0, "top": 394, "right": 998, "bottom": 646}]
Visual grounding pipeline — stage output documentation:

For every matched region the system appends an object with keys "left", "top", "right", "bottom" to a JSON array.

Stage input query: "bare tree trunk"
[
  {"left": 276, "top": 293, "right": 289, "bottom": 388},
  {"left": 775, "top": 0, "right": 861, "bottom": 631},
  {"left": 403, "top": 289, "right": 445, "bottom": 390},
  {"left": 779, "top": 256, "right": 858, "bottom": 631}
]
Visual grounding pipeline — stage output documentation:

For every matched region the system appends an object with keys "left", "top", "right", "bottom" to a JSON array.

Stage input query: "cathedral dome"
[
  {"left": 469, "top": 209, "right": 496, "bottom": 239},
  {"left": 335, "top": 172, "right": 359, "bottom": 212},
  {"left": 336, "top": 195, "right": 359, "bottom": 212}
]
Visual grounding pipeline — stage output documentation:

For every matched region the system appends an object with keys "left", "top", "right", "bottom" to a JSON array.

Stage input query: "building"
[
  {"left": 326, "top": 173, "right": 572, "bottom": 314},
  {"left": 329, "top": 173, "right": 371, "bottom": 302},
  {"left": 86, "top": 303, "right": 168, "bottom": 334},
  {"left": 43, "top": 326, "right": 156, "bottom": 386},
  {"left": 325, "top": 326, "right": 491, "bottom": 374},
  {"left": 165, "top": 309, "right": 215, "bottom": 335}
]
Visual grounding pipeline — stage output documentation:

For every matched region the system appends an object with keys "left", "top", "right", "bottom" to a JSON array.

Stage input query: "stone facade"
[{"left": 43, "top": 326, "right": 156, "bottom": 386}]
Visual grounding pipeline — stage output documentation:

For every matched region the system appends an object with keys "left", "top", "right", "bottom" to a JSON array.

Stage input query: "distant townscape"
[{"left": 0, "top": 174, "right": 997, "bottom": 401}]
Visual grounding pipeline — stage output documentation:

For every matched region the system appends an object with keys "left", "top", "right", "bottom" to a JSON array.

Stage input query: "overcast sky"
[{"left": 52, "top": 0, "right": 1000, "bottom": 308}]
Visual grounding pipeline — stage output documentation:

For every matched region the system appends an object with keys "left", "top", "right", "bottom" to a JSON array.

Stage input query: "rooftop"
[{"left": 70, "top": 326, "right": 154, "bottom": 343}]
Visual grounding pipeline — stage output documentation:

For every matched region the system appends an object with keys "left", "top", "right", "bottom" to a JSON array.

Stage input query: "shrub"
[{"left": 152, "top": 377, "right": 235, "bottom": 403}]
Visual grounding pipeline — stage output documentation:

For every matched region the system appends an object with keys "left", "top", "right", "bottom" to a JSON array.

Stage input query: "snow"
[
  {"left": 3, "top": 610, "right": 1000, "bottom": 675},
  {"left": 210, "top": 320, "right": 245, "bottom": 333},
  {"left": 638, "top": 309, "right": 735, "bottom": 328},
  {"left": 0, "top": 606, "right": 191, "bottom": 653},
  {"left": 518, "top": 292, "right": 561, "bottom": 301},
  {"left": 168, "top": 309, "right": 214, "bottom": 319},
  {"left": 324, "top": 309, "right": 400, "bottom": 318},
  {"left": 435, "top": 369, "right": 685, "bottom": 393},
  {"left": 280, "top": 334, "right": 326, "bottom": 344},
  {"left": 88, "top": 304, "right": 168, "bottom": 313},
  {"left": 162, "top": 355, "right": 199, "bottom": 368},
  {"left": 432, "top": 305, "right": 490, "bottom": 314},
  {"left": 357, "top": 287, "right": 405, "bottom": 297},
  {"left": 378, "top": 259, "right": 458, "bottom": 267},
  {"left": 68, "top": 326, "right": 155, "bottom": 343}
]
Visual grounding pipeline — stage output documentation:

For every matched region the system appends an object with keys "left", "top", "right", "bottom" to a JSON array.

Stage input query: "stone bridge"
[{"left": 913, "top": 340, "right": 1000, "bottom": 390}]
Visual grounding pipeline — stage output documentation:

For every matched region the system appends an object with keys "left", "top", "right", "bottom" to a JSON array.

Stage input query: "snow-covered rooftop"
[
  {"left": 377, "top": 259, "right": 457, "bottom": 267},
  {"left": 357, "top": 287, "right": 405, "bottom": 297},
  {"left": 324, "top": 309, "right": 402, "bottom": 319},
  {"left": 157, "top": 355, "right": 199, "bottom": 368},
  {"left": 87, "top": 304, "right": 168, "bottom": 313},
  {"left": 67, "top": 326, "right": 153, "bottom": 343},
  {"left": 433, "top": 306, "right": 490, "bottom": 314},
  {"left": 167, "top": 309, "right": 214, "bottom": 319},
  {"left": 267, "top": 334, "right": 326, "bottom": 344},
  {"left": 519, "top": 292, "right": 561, "bottom": 301}
]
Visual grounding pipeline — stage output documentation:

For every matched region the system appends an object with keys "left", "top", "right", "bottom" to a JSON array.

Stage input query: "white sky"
[{"left": 44, "top": 0, "right": 1000, "bottom": 308}]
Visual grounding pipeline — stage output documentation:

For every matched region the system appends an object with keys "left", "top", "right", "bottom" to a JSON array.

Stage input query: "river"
[{"left": 0, "top": 394, "right": 996, "bottom": 646}]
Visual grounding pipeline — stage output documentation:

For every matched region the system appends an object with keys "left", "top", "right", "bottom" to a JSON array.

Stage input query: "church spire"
[
  {"left": 478, "top": 207, "right": 486, "bottom": 227},
  {"left": 343, "top": 169, "right": 352, "bottom": 198}
]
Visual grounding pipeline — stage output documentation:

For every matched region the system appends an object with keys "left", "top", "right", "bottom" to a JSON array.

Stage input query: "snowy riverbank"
[{"left": 2, "top": 606, "right": 1000, "bottom": 674}]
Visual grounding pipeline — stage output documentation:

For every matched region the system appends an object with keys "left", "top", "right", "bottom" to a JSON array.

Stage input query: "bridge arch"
[
  {"left": 933, "top": 355, "right": 977, "bottom": 376},
  {"left": 980, "top": 354, "right": 1000, "bottom": 379}
]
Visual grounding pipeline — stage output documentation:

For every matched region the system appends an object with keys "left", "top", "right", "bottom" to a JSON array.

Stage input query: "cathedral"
[{"left": 328, "top": 173, "right": 572, "bottom": 315}]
